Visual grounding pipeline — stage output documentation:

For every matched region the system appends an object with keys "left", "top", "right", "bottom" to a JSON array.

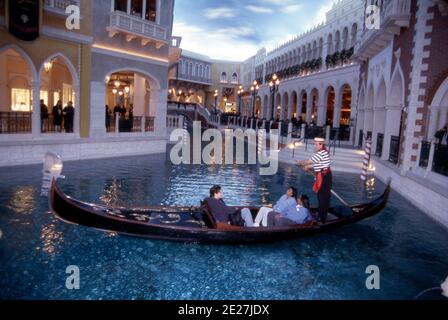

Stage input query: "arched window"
[
  {"left": 189, "top": 63, "right": 193, "bottom": 75},
  {"left": 351, "top": 23, "right": 358, "bottom": 48},
  {"left": 179, "top": 60, "right": 183, "bottom": 74},
  {"left": 343, "top": 27, "right": 349, "bottom": 50},
  {"left": 195, "top": 64, "right": 199, "bottom": 77},
  {"left": 220, "top": 72, "right": 227, "bottom": 83},
  {"left": 199, "top": 65, "right": 203, "bottom": 78},
  {"left": 231, "top": 72, "right": 238, "bottom": 84}
]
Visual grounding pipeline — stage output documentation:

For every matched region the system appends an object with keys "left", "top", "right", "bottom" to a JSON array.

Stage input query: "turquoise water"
[{"left": 0, "top": 152, "right": 447, "bottom": 300}]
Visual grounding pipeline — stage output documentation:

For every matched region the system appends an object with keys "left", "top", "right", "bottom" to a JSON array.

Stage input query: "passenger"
[
  {"left": 253, "top": 187, "right": 298, "bottom": 227},
  {"left": 204, "top": 185, "right": 255, "bottom": 227},
  {"left": 267, "top": 194, "right": 314, "bottom": 227}
]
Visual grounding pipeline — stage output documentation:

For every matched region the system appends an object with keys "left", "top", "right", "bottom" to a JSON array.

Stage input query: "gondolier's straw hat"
[{"left": 314, "top": 137, "right": 325, "bottom": 143}]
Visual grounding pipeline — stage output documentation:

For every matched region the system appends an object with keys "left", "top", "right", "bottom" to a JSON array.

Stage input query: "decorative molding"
[{"left": 42, "top": 26, "right": 94, "bottom": 44}]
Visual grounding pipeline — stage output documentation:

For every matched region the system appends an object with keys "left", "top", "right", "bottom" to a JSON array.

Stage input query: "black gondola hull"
[{"left": 49, "top": 180, "right": 390, "bottom": 244}]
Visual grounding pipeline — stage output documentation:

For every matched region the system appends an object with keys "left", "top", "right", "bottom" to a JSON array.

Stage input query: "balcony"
[
  {"left": 356, "top": 0, "right": 411, "bottom": 61},
  {"left": 175, "top": 73, "right": 212, "bottom": 85},
  {"left": 107, "top": 11, "right": 168, "bottom": 48},
  {"left": 44, "top": 0, "right": 80, "bottom": 16}
]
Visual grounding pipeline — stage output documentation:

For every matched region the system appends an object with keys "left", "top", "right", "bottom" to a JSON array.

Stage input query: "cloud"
[
  {"left": 281, "top": 4, "right": 304, "bottom": 14},
  {"left": 260, "top": 0, "right": 287, "bottom": 5},
  {"left": 245, "top": 5, "right": 274, "bottom": 14},
  {"left": 203, "top": 7, "right": 235, "bottom": 19},
  {"left": 173, "top": 21, "right": 259, "bottom": 61}
]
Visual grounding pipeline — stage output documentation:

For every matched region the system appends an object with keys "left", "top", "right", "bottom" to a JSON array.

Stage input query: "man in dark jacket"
[
  {"left": 204, "top": 185, "right": 254, "bottom": 227},
  {"left": 434, "top": 126, "right": 447, "bottom": 146},
  {"left": 40, "top": 99, "right": 49, "bottom": 132},
  {"left": 63, "top": 101, "right": 75, "bottom": 133}
]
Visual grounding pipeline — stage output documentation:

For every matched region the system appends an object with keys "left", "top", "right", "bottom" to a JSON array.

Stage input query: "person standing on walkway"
[{"left": 296, "top": 137, "right": 332, "bottom": 223}]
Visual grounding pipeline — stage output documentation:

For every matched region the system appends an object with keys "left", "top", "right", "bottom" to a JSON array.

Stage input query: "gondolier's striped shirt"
[{"left": 311, "top": 149, "right": 331, "bottom": 172}]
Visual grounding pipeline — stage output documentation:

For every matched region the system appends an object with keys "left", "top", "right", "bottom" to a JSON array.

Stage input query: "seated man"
[{"left": 204, "top": 185, "right": 254, "bottom": 227}]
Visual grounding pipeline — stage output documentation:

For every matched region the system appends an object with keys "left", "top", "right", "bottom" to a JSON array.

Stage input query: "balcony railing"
[
  {"left": 356, "top": 0, "right": 411, "bottom": 60},
  {"left": 0, "top": 112, "right": 32, "bottom": 134},
  {"left": 177, "top": 73, "right": 212, "bottom": 84},
  {"left": 389, "top": 135, "right": 400, "bottom": 164},
  {"left": 418, "top": 140, "right": 448, "bottom": 178},
  {"left": 44, "top": 0, "right": 80, "bottom": 15},
  {"left": 108, "top": 11, "right": 168, "bottom": 47}
]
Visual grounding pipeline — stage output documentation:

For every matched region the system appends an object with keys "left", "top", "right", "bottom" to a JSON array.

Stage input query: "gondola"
[{"left": 49, "top": 179, "right": 391, "bottom": 244}]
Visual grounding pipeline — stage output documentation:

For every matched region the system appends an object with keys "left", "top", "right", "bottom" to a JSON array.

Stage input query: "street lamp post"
[
  {"left": 250, "top": 80, "right": 259, "bottom": 118},
  {"left": 269, "top": 74, "right": 280, "bottom": 120},
  {"left": 214, "top": 89, "right": 218, "bottom": 113},
  {"left": 237, "top": 85, "right": 244, "bottom": 116}
]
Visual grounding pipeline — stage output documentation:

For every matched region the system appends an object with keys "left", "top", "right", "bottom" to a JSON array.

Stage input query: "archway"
[
  {"left": 0, "top": 46, "right": 36, "bottom": 134},
  {"left": 428, "top": 76, "right": 448, "bottom": 138},
  {"left": 310, "top": 88, "right": 319, "bottom": 124},
  {"left": 282, "top": 92, "right": 289, "bottom": 120},
  {"left": 105, "top": 70, "right": 159, "bottom": 133},
  {"left": 325, "top": 86, "right": 335, "bottom": 126},
  {"left": 300, "top": 90, "right": 307, "bottom": 121},
  {"left": 275, "top": 93, "right": 282, "bottom": 120},
  {"left": 263, "top": 95, "right": 269, "bottom": 119},
  {"left": 290, "top": 91, "right": 298, "bottom": 120},
  {"left": 373, "top": 78, "right": 387, "bottom": 155},
  {"left": 255, "top": 96, "right": 261, "bottom": 118},
  {"left": 39, "top": 54, "right": 78, "bottom": 133}
]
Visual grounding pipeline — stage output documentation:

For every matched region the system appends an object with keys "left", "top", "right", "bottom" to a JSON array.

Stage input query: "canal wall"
[
  {"left": 373, "top": 158, "right": 448, "bottom": 230},
  {"left": 0, "top": 136, "right": 167, "bottom": 167}
]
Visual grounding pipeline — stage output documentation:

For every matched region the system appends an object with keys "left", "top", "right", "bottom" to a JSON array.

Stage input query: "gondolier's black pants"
[{"left": 317, "top": 171, "right": 332, "bottom": 223}]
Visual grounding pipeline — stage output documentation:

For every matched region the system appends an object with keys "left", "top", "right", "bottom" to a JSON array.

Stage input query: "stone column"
[
  {"left": 89, "top": 81, "right": 107, "bottom": 137},
  {"left": 31, "top": 80, "right": 41, "bottom": 136},
  {"left": 73, "top": 84, "right": 80, "bottom": 136},
  {"left": 317, "top": 105, "right": 326, "bottom": 127},
  {"left": 382, "top": 105, "right": 402, "bottom": 160},
  {"left": 151, "top": 88, "right": 167, "bottom": 136},
  {"left": 305, "top": 92, "right": 313, "bottom": 124},
  {"left": 133, "top": 73, "right": 146, "bottom": 117}
]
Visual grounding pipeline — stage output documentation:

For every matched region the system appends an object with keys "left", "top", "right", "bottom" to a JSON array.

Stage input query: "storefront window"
[
  {"left": 11, "top": 88, "right": 31, "bottom": 112},
  {"left": 40, "top": 90, "right": 48, "bottom": 106}
]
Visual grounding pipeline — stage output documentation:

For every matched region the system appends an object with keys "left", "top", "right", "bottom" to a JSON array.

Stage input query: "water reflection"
[
  {"left": 7, "top": 186, "right": 36, "bottom": 215},
  {"left": 40, "top": 223, "right": 64, "bottom": 258}
]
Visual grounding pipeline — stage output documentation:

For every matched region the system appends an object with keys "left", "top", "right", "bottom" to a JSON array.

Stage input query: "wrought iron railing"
[
  {"left": 418, "top": 141, "right": 431, "bottom": 168},
  {"left": 375, "top": 133, "right": 384, "bottom": 157},
  {"left": 0, "top": 112, "right": 32, "bottom": 134},
  {"left": 389, "top": 135, "right": 400, "bottom": 164},
  {"left": 433, "top": 144, "right": 448, "bottom": 177}
]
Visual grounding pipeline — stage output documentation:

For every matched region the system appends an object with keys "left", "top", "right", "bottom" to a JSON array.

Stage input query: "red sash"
[{"left": 313, "top": 148, "right": 330, "bottom": 193}]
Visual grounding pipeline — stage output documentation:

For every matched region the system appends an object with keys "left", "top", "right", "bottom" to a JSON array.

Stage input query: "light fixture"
[
  {"left": 44, "top": 60, "right": 53, "bottom": 73},
  {"left": 178, "top": 90, "right": 183, "bottom": 95},
  {"left": 124, "top": 86, "right": 130, "bottom": 94},
  {"left": 118, "top": 91, "right": 123, "bottom": 96},
  {"left": 105, "top": 76, "right": 110, "bottom": 84},
  {"left": 112, "top": 88, "right": 118, "bottom": 94},
  {"left": 114, "top": 81, "right": 121, "bottom": 88}
]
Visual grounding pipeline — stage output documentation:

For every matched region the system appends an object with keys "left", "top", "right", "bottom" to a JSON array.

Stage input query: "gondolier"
[{"left": 297, "top": 137, "right": 332, "bottom": 223}]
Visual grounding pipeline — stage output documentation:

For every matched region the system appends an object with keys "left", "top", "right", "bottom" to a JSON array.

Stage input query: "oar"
[{"left": 297, "top": 163, "right": 351, "bottom": 207}]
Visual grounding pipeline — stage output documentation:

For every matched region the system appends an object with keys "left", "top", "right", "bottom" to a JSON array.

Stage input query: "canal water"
[{"left": 0, "top": 151, "right": 447, "bottom": 299}]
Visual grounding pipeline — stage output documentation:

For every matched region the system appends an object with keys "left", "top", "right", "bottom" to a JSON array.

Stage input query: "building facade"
[
  {"left": 356, "top": 0, "right": 448, "bottom": 225},
  {"left": 0, "top": 0, "right": 175, "bottom": 166}
]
